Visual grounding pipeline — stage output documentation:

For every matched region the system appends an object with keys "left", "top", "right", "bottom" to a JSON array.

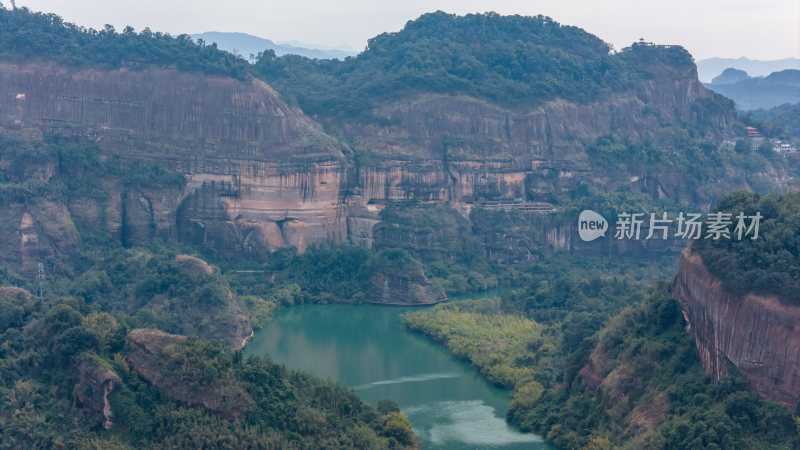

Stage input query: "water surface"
[{"left": 245, "top": 294, "right": 550, "bottom": 449}]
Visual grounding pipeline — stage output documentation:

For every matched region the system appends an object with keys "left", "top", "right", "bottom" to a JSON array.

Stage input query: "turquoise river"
[{"left": 245, "top": 291, "right": 552, "bottom": 449}]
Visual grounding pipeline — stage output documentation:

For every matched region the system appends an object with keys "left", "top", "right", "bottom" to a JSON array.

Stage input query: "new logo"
[{"left": 578, "top": 210, "right": 608, "bottom": 242}]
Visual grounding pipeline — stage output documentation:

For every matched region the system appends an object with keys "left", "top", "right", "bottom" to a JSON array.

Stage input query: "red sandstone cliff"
[
  {"left": 0, "top": 62, "right": 338, "bottom": 161},
  {"left": 0, "top": 62, "right": 349, "bottom": 255},
  {"left": 672, "top": 248, "right": 800, "bottom": 407},
  {"left": 0, "top": 58, "right": 766, "bottom": 273}
]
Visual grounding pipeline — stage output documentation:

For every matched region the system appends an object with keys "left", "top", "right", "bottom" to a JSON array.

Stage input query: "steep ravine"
[{"left": 672, "top": 248, "right": 800, "bottom": 407}]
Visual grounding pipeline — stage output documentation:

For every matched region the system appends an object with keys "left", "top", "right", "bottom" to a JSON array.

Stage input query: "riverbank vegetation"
[
  {"left": 403, "top": 300, "right": 552, "bottom": 405},
  {"left": 402, "top": 254, "right": 800, "bottom": 447},
  {"left": 0, "top": 287, "right": 415, "bottom": 449},
  {"left": 224, "top": 244, "right": 438, "bottom": 305}
]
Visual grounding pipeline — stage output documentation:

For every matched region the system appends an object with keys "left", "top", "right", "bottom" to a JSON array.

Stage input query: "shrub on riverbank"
[{"left": 402, "top": 299, "right": 555, "bottom": 407}]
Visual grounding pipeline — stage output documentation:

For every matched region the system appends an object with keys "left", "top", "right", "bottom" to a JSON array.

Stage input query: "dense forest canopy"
[
  {"left": 0, "top": 290, "right": 412, "bottom": 448},
  {"left": 694, "top": 191, "right": 800, "bottom": 304},
  {"left": 0, "top": 5, "right": 250, "bottom": 78},
  {"left": 0, "top": 6, "right": 697, "bottom": 120},
  {"left": 254, "top": 11, "right": 692, "bottom": 117},
  {"left": 745, "top": 102, "right": 800, "bottom": 138}
]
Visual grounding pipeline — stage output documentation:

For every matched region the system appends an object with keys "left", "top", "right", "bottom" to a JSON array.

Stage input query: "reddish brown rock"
[
  {"left": 0, "top": 59, "right": 773, "bottom": 272},
  {"left": 672, "top": 248, "right": 800, "bottom": 407},
  {"left": 0, "top": 62, "right": 339, "bottom": 161},
  {"left": 73, "top": 354, "right": 122, "bottom": 430}
]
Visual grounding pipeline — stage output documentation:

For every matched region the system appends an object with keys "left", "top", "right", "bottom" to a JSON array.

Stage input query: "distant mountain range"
[
  {"left": 696, "top": 57, "right": 800, "bottom": 83},
  {"left": 705, "top": 69, "right": 800, "bottom": 110},
  {"left": 190, "top": 32, "right": 357, "bottom": 60}
]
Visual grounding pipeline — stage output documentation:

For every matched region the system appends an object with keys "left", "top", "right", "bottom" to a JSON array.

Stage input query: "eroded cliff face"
[
  {"left": 0, "top": 62, "right": 348, "bottom": 256},
  {"left": 0, "top": 200, "right": 79, "bottom": 277},
  {"left": 333, "top": 62, "right": 735, "bottom": 190},
  {"left": 175, "top": 160, "right": 347, "bottom": 255},
  {"left": 0, "top": 62, "right": 338, "bottom": 160},
  {"left": 672, "top": 248, "right": 800, "bottom": 407},
  {"left": 0, "top": 59, "right": 741, "bottom": 269}
]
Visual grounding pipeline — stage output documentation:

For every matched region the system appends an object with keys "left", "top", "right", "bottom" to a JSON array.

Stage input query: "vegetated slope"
[
  {"left": 0, "top": 6, "right": 250, "bottom": 78},
  {"left": 525, "top": 285, "right": 799, "bottom": 449},
  {"left": 693, "top": 191, "right": 800, "bottom": 304},
  {"left": 0, "top": 290, "right": 413, "bottom": 449},
  {"left": 254, "top": 10, "right": 702, "bottom": 118},
  {"left": 253, "top": 10, "right": 777, "bottom": 222},
  {"left": 403, "top": 252, "right": 800, "bottom": 447},
  {"left": 745, "top": 102, "right": 800, "bottom": 138}
]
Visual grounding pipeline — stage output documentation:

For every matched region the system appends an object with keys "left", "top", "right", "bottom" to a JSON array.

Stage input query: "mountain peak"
[{"left": 711, "top": 67, "right": 750, "bottom": 84}]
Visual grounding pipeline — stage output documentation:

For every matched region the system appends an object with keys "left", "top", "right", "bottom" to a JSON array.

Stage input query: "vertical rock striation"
[
  {"left": 0, "top": 57, "right": 745, "bottom": 266},
  {"left": 672, "top": 248, "right": 800, "bottom": 407}
]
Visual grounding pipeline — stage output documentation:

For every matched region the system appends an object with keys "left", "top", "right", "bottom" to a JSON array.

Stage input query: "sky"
[{"left": 12, "top": 0, "right": 800, "bottom": 61}]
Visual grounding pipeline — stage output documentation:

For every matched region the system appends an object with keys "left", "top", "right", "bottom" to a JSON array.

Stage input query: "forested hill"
[
  {"left": 694, "top": 191, "right": 800, "bottom": 304},
  {"left": 0, "top": 6, "right": 250, "bottom": 78},
  {"left": 255, "top": 11, "right": 694, "bottom": 117},
  {"left": 0, "top": 6, "right": 705, "bottom": 121}
]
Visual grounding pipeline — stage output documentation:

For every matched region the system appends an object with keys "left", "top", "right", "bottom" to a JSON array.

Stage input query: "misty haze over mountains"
[
  {"left": 704, "top": 68, "right": 800, "bottom": 110},
  {"left": 696, "top": 57, "right": 800, "bottom": 83},
  {"left": 1, "top": 6, "right": 800, "bottom": 449},
  {"left": 190, "top": 31, "right": 357, "bottom": 60}
]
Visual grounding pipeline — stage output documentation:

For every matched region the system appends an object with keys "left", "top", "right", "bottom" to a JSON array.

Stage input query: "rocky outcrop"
[
  {"left": 368, "top": 268, "right": 447, "bottom": 305},
  {"left": 0, "top": 200, "right": 79, "bottom": 278},
  {"left": 126, "top": 329, "right": 254, "bottom": 419},
  {"left": 157, "top": 254, "right": 253, "bottom": 349},
  {"left": 0, "top": 62, "right": 348, "bottom": 255},
  {"left": 0, "top": 63, "right": 340, "bottom": 161},
  {"left": 672, "top": 248, "right": 800, "bottom": 407},
  {"left": 0, "top": 56, "right": 753, "bottom": 269},
  {"left": 73, "top": 354, "right": 122, "bottom": 430}
]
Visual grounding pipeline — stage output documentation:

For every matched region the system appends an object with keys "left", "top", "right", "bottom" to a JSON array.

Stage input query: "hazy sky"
[{"left": 13, "top": 0, "right": 800, "bottom": 60}]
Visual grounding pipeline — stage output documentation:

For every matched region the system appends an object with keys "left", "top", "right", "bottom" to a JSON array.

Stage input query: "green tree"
[
  {"left": 383, "top": 411, "right": 414, "bottom": 446},
  {"left": 377, "top": 399, "right": 400, "bottom": 416}
]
